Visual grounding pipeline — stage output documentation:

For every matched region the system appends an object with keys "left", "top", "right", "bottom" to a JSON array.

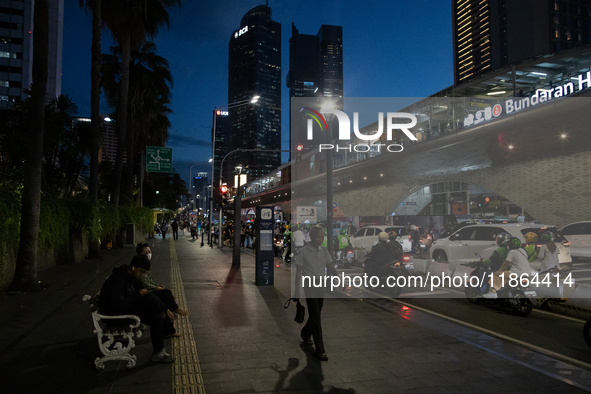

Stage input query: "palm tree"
[
  {"left": 101, "top": 0, "right": 181, "bottom": 209},
  {"left": 10, "top": 0, "right": 49, "bottom": 291},
  {"left": 102, "top": 41, "right": 173, "bottom": 203},
  {"left": 79, "top": 0, "right": 102, "bottom": 257}
]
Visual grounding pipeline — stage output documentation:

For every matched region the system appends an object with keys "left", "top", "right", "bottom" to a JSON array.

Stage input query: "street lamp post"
[
  {"left": 233, "top": 165, "right": 243, "bottom": 266},
  {"left": 189, "top": 164, "right": 199, "bottom": 211},
  {"left": 321, "top": 109, "right": 336, "bottom": 260}
]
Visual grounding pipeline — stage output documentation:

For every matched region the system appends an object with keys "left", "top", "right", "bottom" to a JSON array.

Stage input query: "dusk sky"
[{"left": 62, "top": 0, "right": 453, "bottom": 189}]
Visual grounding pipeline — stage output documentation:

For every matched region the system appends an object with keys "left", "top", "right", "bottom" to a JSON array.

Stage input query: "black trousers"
[
  {"left": 125, "top": 293, "right": 174, "bottom": 352},
  {"left": 172, "top": 229, "right": 178, "bottom": 239},
  {"left": 162, "top": 231, "right": 167, "bottom": 239},
  {"left": 301, "top": 296, "right": 325, "bottom": 354},
  {"left": 152, "top": 288, "right": 179, "bottom": 313}
]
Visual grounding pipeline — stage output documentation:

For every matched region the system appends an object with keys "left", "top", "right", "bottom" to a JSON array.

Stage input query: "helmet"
[
  {"left": 508, "top": 237, "right": 522, "bottom": 250},
  {"left": 340, "top": 228, "right": 347, "bottom": 235},
  {"left": 524, "top": 232, "right": 538, "bottom": 243},
  {"left": 540, "top": 231, "right": 554, "bottom": 243},
  {"left": 388, "top": 230, "right": 398, "bottom": 237},
  {"left": 496, "top": 232, "right": 510, "bottom": 247},
  {"left": 378, "top": 232, "right": 389, "bottom": 242}
]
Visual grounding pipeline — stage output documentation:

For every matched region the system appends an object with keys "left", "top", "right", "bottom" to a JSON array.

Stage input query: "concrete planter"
[
  {"left": 564, "top": 283, "right": 591, "bottom": 311},
  {"left": 413, "top": 259, "right": 431, "bottom": 274},
  {"left": 428, "top": 261, "right": 449, "bottom": 276},
  {"left": 453, "top": 264, "right": 474, "bottom": 279}
]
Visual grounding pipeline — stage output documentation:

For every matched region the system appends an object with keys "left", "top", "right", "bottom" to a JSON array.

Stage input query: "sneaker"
[
  {"left": 152, "top": 349, "right": 176, "bottom": 363},
  {"left": 482, "top": 291, "right": 497, "bottom": 299},
  {"left": 314, "top": 352, "right": 328, "bottom": 361},
  {"left": 174, "top": 307, "right": 188, "bottom": 316}
]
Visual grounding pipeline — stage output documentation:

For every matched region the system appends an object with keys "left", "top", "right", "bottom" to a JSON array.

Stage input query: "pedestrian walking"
[
  {"left": 171, "top": 220, "right": 179, "bottom": 240},
  {"left": 161, "top": 222, "right": 169, "bottom": 239},
  {"left": 292, "top": 225, "right": 338, "bottom": 361}
]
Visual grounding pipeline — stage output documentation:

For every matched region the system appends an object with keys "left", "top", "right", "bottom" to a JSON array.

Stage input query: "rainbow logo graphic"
[{"left": 300, "top": 107, "right": 328, "bottom": 132}]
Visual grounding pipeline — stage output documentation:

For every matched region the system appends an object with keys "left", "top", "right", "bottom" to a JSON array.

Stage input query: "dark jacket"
[
  {"left": 368, "top": 242, "right": 393, "bottom": 268},
  {"left": 98, "top": 265, "right": 164, "bottom": 315},
  {"left": 388, "top": 238, "right": 404, "bottom": 259}
]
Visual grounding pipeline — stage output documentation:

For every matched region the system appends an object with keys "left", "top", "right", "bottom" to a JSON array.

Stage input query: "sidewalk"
[{"left": 0, "top": 233, "right": 589, "bottom": 393}]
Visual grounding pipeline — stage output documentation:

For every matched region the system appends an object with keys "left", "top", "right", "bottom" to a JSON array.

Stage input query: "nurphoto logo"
[{"left": 301, "top": 107, "right": 418, "bottom": 153}]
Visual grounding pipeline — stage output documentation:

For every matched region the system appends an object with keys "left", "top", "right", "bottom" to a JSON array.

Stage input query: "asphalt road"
[{"left": 307, "top": 259, "right": 591, "bottom": 368}]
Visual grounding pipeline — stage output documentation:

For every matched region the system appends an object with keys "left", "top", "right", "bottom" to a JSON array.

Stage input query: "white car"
[
  {"left": 559, "top": 221, "right": 591, "bottom": 259},
  {"left": 430, "top": 223, "right": 572, "bottom": 269},
  {"left": 349, "top": 225, "right": 411, "bottom": 262}
]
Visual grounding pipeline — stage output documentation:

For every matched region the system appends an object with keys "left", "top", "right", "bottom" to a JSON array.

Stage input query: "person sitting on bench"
[{"left": 98, "top": 255, "right": 176, "bottom": 363}]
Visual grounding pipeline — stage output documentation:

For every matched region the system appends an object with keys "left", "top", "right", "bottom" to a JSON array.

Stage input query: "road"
[{"left": 280, "top": 255, "right": 591, "bottom": 368}]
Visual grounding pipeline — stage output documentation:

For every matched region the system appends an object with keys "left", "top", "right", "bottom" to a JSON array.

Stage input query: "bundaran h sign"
[{"left": 464, "top": 69, "right": 591, "bottom": 127}]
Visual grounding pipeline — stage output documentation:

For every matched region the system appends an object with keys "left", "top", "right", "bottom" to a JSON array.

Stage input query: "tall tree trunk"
[
  {"left": 88, "top": 0, "right": 101, "bottom": 257},
  {"left": 111, "top": 31, "right": 131, "bottom": 209},
  {"left": 124, "top": 112, "right": 135, "bottom": 204},
  {"left": 10, "top": 0, "right": 49, "bottom": 291}
]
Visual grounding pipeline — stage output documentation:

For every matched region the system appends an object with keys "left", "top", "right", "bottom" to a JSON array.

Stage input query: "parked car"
[
  {"left": 440, "top": 219, "right": 516, "bottom": 239},
  {"left": 350, "top": 225, "right": 412, "bottom": 262},
  {"left": 430, "top": 223, "right": 572, "bottom": 270},
  {"left": 559, "top": 221, "right": 591, "bottom": 259}
]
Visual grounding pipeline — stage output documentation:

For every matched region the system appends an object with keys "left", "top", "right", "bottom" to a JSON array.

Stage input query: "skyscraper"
[
  {"left": 453, "top": 0, "right": 591, "bottom": 85},
  {"left": 287, "top": 23, "right": 343, "bottom": 155},
  {"left": 228, "top": 5, "right": 281, "bottom": 186},
  {"left": 212, "top": 109, "right": 229, "bottom": 211},
  {"left": 0, "top": 0, "right": 63, "bottom": 109}
]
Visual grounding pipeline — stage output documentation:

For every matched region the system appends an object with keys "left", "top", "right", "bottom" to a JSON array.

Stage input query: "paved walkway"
[{"left": 0, "top": 232, "right": 590, "bottom": 393}]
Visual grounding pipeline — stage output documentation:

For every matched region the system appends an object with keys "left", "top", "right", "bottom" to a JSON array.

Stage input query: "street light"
[
  {"left": 189, "top": 164, "right": 200, "bottom": 210},
  {"left": 321, "top": 103, "right": 336, "bottom": 260},
  {"left": 233, "top": 164, "right": 244, "bottom": 266}
]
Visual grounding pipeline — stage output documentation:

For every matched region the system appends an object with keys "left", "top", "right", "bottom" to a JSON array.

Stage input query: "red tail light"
[
  {"left": 562, "top": 241, "right": 570, "bottom": 247},
  {"left": 403, "top": 256, "right": 410, "bottom": 261},
  {"left": 536, "top": 244, "right": 543, "bottom": 248}
]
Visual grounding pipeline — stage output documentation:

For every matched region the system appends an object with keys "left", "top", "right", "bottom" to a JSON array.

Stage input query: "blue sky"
[{"left": 62, "top": 0, "right": 453, "bottom": 188}]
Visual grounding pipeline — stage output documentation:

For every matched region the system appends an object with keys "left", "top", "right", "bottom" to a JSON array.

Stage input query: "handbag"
[{"left": 284, "top": 298, "right": 305, "bottom": 324}]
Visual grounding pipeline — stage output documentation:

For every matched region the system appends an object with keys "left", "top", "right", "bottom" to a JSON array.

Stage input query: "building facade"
[
  {"left": 192, "top": 172, "right": 208, "bottom": 211},
  {"left": 453, "top": 0, "right": 591, "bottom": 85},
  {"left": 227, "top": 5, "right": 281, "bottom": 187},
  {"left": 212, "top": 109, "right": 229, "bottom": 211},
  {"left": 287, "top": 23, "right": 343, "bottom": 156},
  {"left": 0, "top": 0, "right": 63, "bottom": 109}
]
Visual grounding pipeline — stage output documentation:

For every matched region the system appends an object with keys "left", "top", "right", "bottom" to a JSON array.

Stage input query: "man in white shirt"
[
  {"left": 292, "top": 225, "right": 305, "bottom": 249},
  {"left": 483, "top": 237, "right": 530, "bottom": 299}
]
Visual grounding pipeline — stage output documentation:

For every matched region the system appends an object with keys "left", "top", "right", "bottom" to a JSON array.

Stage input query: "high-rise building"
[
  {"left": 287, "top": 23, "right": 343, "bottom": 155},
  {"left": 212, "top": 109, "right": 229, "bottom": 211},
  {"left": 453, "top": 0, "right": 591, "bottom": 85},
  {"left": 0, "top": 0, "right": 63, "bottom": 109},
  {"left": 74, "top": 116, "right": 122, "bottom": 165},
  {"left": 228, "top": 5, "right": 281, "bottom": 186},
  {"left": 192, "top": 172, "right": 208, "bottom": 211}
]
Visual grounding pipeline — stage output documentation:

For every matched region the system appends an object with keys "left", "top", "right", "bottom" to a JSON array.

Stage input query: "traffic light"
[
  {"left": 296, "top": 144, "right": 304, "bottom": 164},
  {"left": 220, "top": 185, "right": 229, "bottom": 205}
]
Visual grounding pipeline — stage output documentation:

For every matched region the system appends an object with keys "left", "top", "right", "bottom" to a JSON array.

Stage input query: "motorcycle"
[
  {"left": 363, "top": 252, "right": 413, "bottom": 298},
  {"left": 464, "top": 254, "right": 536, "bottom": 317},
  {"left": 334, "top": 244, "right": 355, "bottom": 269}
]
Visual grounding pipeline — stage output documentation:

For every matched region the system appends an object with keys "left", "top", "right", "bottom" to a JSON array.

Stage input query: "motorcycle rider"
[
  {"left": 530, "top": 231, "right": 559, "bottom": 272},
  {"left": 482, "top": 233, "right": 511, "bottom": 271},
  {"left": 524, "top": 232, "right": 539, "bottom": 262},
  {"left": 483, "top": 237, "right": 531, "bottom": 299},
  {"left": 282, "top": 225, "right": 292, "bottom": 260},
  {"left": 366, "top": 232, "right": 393, "bottom": 277},
  {"left": 387, "top": 231, "right": 404, "bottom": 261}
]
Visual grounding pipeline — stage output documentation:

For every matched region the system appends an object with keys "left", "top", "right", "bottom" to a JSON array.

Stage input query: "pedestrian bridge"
[{"left": 242, "top": 95, "right": 591, "bottom": 227}]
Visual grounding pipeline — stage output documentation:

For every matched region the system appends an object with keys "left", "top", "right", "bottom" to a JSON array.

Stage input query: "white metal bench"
[{"left": 82, "top": 294, "right": 144, "bottom": 370}]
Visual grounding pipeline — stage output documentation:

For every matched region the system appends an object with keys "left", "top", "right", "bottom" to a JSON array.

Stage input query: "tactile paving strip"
[{"left": 170, "top": 242, "right": 206, "bottom": 394}]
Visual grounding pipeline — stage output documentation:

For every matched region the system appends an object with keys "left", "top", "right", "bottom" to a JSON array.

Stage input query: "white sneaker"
[
  {"left": 151, "top": 349, "right": 176, "bottom": 363},
  {"left": 482, "top": 292, "right": 497, "bottom": 299}
]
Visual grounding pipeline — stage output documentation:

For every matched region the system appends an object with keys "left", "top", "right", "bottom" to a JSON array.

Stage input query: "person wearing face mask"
[{"left": 136, "top": 243, "right": 188, "bottom": 323}]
